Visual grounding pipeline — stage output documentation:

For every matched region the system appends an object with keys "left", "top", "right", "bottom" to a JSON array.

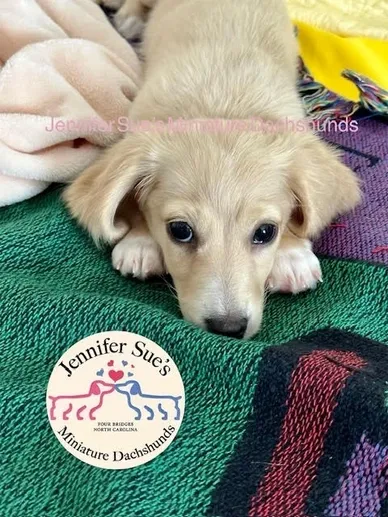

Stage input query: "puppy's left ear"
[
  {"left": 63, "top": 134, "right": 157, "bottom": 245},
  {"left": 288, "top": 133, "right": 361, "bottom": 238}
]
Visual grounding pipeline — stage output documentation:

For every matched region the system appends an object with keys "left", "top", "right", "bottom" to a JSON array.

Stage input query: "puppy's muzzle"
[{"left": 205, "top": 315, "right": 248, "bottom": 339}]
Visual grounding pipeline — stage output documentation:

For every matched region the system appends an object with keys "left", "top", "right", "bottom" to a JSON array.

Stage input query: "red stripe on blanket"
[{"left": 248, "top": 350, "right": 367, "bottom": 517}]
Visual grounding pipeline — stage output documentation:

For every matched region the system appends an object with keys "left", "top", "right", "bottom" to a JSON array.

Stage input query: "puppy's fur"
[{"left": 66, "top": 0, "right": 360, "bottom": 338}]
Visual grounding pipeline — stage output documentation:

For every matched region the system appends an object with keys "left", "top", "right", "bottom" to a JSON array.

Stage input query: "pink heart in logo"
[
  {"left": 107, "top": 360, "right": 114, "bottom": 367},
  {"left": 108, "top": 370, "right": 124, "bottom": 382}
]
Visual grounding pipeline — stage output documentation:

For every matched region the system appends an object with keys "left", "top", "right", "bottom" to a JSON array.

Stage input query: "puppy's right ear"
[
  {"left": 63, "top": 135, "right": 157, "bottom": 244},
  {"left": 288, "top": 133, "right": 361, "bottom": 239}
]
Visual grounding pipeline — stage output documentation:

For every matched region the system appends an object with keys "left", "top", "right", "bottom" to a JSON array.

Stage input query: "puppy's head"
[
  {"left": 91, "top": 381, "right": 113, "bottom": 395},
  {"left": 64, "top": 127, "right": 360, "bottom": 338}
]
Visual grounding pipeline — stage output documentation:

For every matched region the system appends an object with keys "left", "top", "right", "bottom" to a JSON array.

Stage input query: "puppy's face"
[
  {"left": 141, "top": 131, "right": 295, "bottom": 338},
  {"left": 65, "top": 127, "right": 360, "bottom": 339}
]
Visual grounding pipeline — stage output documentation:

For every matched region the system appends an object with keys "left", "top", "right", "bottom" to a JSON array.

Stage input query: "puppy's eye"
[
  {"left": 168, "top": 221, "right": 194, "bottom": 243},
  {"left": 252, "top": 223, "right": 277, "bottom": 245}
]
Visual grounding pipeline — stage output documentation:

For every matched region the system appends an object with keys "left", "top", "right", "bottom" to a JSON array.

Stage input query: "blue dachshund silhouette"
[{"left": 115, "top": 380, "right": 182, "bottom": 421}]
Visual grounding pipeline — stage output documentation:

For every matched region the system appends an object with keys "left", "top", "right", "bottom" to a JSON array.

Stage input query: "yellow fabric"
[
  {"left": 287, "top": 0, "right": 388, "bottom": 40},
  {"left": 296, "top": 21, "right": 388, "bottom": 101}
]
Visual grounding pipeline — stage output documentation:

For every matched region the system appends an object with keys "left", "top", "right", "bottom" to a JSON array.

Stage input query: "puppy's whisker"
[{"left": 159, "top": 275, "right": 179, "bottom": 301}]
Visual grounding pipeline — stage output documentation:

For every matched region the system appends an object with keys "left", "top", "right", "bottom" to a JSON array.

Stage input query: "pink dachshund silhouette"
[{"left": 48, "top": 380, "right": 115, "bottom": 421}]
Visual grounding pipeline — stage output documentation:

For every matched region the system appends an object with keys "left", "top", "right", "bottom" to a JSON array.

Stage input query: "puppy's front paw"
[
  {"left": 112, "top": 232, "right": 165, "bottom": 279},
  {"left": 114, "top": 12, "right": 144, "bottom": 39},
  {"left": 267, "top": 241, "right": 322, "bottom": 294}
]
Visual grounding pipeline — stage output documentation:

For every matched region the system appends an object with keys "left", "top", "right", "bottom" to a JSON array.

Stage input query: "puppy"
[
  {"left": 65, "top": 0, "right": 360, "bottom": 338},
  {"left": 115, "top": 380, "right": 182, "bottom": 420},
  {"left": 93, "top": 0, "right": 152, "bottom": 39}
]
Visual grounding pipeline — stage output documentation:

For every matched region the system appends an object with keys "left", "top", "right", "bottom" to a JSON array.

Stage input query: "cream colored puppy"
[{"left": 66, "top": 0, "right": 360, "bottom": 338}]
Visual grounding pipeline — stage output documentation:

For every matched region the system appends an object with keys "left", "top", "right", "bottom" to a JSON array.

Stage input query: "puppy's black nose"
[{"left": 205, "top": 316, "right": 248, "bottom": 339}]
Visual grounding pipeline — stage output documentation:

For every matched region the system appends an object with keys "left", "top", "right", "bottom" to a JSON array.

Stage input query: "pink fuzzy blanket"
[{"left": 0, "top": 0, "right": 141, "bottom": 206}]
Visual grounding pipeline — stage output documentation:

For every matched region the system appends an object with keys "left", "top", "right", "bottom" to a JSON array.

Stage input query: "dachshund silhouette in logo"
[
  {"left": 48, "top": 380, "right": 115, "bottom": 421},
  {"left": 115, "top": 380, "right": 182, "bottom": 421}
]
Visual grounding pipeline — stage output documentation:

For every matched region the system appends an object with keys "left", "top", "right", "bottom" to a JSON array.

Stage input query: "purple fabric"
[
  {"left": 314, "top": 118, "right": 388, "bottom": 265},
  {"left": 324, "top": 433, "right": 388, "bottom": 517}
]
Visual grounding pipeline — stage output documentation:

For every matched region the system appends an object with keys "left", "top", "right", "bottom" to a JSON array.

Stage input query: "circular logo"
[{"left": 46, "top": 331, "right": 185, "bottom": 469}]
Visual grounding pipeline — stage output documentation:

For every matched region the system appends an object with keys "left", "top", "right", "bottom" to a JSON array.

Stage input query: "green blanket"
[{"left": 1, "top": 187, "right": 387, "bottom": 517}]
